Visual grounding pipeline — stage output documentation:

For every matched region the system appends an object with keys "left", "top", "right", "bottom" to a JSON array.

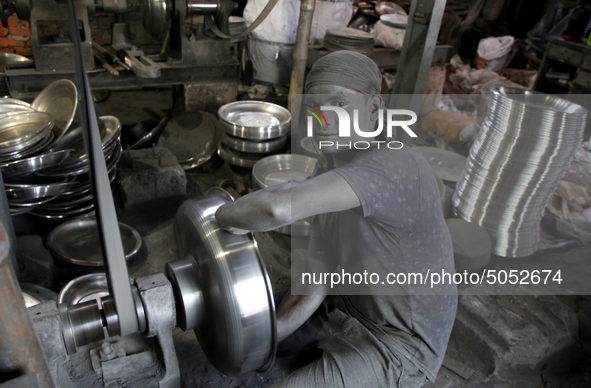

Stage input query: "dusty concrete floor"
[{"left": 12, "top": 89, "right": 591, "bottom": 387}]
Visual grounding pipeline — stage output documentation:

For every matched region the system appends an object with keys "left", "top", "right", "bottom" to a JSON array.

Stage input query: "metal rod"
[
  {"left": 0, "top": 221, "right": 55, "bottom": 388},
  {"left": 92, "top": 41, "right": 131, "bottom": 71},
  {"left": 94, "top": 54, "right": 120, "bottom": 77},
  {"left": 186, "top": 0, "right": 218, "bottom": 15},
  {"left": 288, "top": 0, "right": 316, "bottom": 112},
  {"left": 66, "top": 0, "right": 139, "bottom": 336}
]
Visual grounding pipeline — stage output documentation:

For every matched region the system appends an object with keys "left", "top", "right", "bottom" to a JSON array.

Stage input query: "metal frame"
[
  {"left": 6, "top": 62, "right": 239, "bottom": 99},
  {"left": 390, "top": 0, "right": 448, "bottom": 144}
]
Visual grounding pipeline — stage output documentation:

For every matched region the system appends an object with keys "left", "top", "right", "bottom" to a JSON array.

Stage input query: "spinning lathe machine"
[{"left": 2, "top": 0, "right": 248, "bottom": 97}]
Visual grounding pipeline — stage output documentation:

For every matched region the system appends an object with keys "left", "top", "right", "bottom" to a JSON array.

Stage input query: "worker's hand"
[
  {"left": 222, "top": 225, "right": 251, "bottom": 235},
  {"left": 215, "top": 209, "right": 251, "bottom": 235}
]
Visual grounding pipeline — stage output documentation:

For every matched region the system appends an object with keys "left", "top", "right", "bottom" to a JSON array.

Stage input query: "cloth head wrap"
[{"left": 304, "top": 50, "right": 382, "bottom": 95}]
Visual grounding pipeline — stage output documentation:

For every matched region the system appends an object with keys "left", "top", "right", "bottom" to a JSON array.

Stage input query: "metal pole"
[
  {"left": 0, "top": 221, "right": 55, "bottom": 388},
  {"left": 391, "top": 0, "right": 447, "bottom": 143},
  {"left": 288, "top": 0, "right": 316, "bottom": 112}
]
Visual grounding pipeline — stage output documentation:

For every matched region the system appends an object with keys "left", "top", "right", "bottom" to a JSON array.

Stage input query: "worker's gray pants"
[{"left": 270, "top": 292, "right": 427, "bottom": 388}]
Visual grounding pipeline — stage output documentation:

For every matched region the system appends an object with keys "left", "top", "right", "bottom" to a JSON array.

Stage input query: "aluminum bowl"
[
  {"left": 49, "top": 116, "right": 121, "bottom": 166},
  {"left": 222, "top": 132, "right": 286, "bottom": 154},
  {"left": 0, "top": 104, "right": 33, "bottom": 115},
  {"left": 57, "top": 273, "right": 133, "bottom": 306},
  {"left": 218, "top": 101, "right": 291, "bottom": 140},
  {"left": 0, "top": 98, "right": 30, "bottom": 107},
  {"left": 0, "top": 149, "right": 73, "bottom": 178},
  {"left": 252, "top": 154, "right": 317, "bottom": 236},
  {"left": 31, "top": 79, "right": 78, "bottom": 142},
  {"left": 46, "top": 218, "right": 142, "bottom": 266},
  {"left": 0, "top": 111, "right": 54, "bottom": 150},
  {"left": 29, "top": 204, "right": 95, "bottom": 220},
  {"left": 217, "top": 140, "right": 269, "bottom": 168},
  {"left": 252, "top": 154, "right": 317, "bottom": 190},
  {"left": 5, "top": 179, "right": 74, "bottom": 200}
]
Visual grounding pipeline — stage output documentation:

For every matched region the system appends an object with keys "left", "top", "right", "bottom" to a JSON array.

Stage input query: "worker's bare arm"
[{"left": 215, "top": 171, "right": 360, "bottom": 232}]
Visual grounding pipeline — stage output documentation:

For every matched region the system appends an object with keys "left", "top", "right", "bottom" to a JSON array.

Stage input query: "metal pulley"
[
  {"left": 166, "top": 191, "right": 277, "bottom": 376},
  {"left": 141, "top": 0, "right": 239, "bottom": 41},
  {"left": 142, "top": 0, "right": 172, "bottom": 41},
  {"left": 59, "top": 286, "right": 147, "bottom": 354}
]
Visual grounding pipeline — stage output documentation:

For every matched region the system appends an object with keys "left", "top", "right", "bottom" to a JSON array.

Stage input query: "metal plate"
[
  {"left": 39, "top": 192, "right": 94, "bottom": 210},
  {"left": 222, "top": 133, "right": 286, "bottom": 154},
  {"left": 217, "top": 140, "right": 269, "bottom": 168},
  {"left": 28, "top": 204, "right": 96, "bottom": 220},
  {"left": 169, "top": 194, "right": 276, "bottom": 376},
  {"left": 0, "top": 98, "right": 30, "bottom": 107},
  {"left": 0, "top": 104, "right": 33, "bottom": 115},
  {"left": 0, "top": 131, "right": 54, "bottom": 159},
  {"left": 0, "top": 149, "right": 73, "bottom": 178},
  {"left": 157, "top": 111, "right": 218, "bottom": 169},
  {"left": 324, "top": 28, "right": 375, "bottom": 55},
  {"left": 218, "top": 101, "right": 291, "bottom": 140},
  {"left": 46, "top": 218, "right": 142, "bottom": 266},
  {"left": 48, "top": 116, "right": 121, "bottom": 166},
  {"left": 31, "top": 80, "right": 78, "bottom": 142},
  {"left": 414, "top": 146, "right": 468, "bottom": 183},
  {"left": 5, "top": 179, "right": 74, "bottom": 200},
  {"left": 8, "top": 193, "right": 61, "bottom": 207},
  {"left": 10, "top": 205, "right": 37, "bottom": 215},
  {"left": 38, "top": 140, "right": 121, "bottom": 177},
  {"left": 0, "top": 111, "right": 53, "bottom": 150},
  {"left": 0, "top": 53, "right": 33, "bottom": 65}
]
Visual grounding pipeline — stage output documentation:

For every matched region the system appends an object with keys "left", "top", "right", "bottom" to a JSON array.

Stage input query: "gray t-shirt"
[{"left": 312, "top": 146, "right": 457, "bottom": 382}]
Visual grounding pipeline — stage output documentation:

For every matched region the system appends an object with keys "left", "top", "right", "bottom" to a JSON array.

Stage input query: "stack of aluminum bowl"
[
  {"left": 453, "top": 87, "right": 587, "bottom": 257},
  {"left": 26, "top": 116, "right": 122, "bottom": 220},
  {"left": 3, "top": 115, "right": 121, "bottom": 219},
  {"left": 217, "top": 101, "right": 290, "bottom": 169},
  {"left": 0, "top": 80, "right": 82, "bottom": 216}
]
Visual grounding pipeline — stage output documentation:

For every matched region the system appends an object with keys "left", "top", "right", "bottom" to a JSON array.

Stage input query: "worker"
[{"left": 215, "top": 50, "right": 457, "bottom": 388}]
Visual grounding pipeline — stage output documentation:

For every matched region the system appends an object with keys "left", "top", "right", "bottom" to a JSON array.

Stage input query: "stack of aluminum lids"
[
  {"left": 452, "top": 86, "right": 587, "bottom": 257},
  {"left": 4, "top": 116, "right": 121, "bottom": 219},
  {"left": 323, "top": 28, "right": 375, "bottom": 55},
  {"left": 217, "top": 101, "right": 290, "bottom": 168},
  {"left": 158, "top": 111, "right": 219, "bottom": 170}
]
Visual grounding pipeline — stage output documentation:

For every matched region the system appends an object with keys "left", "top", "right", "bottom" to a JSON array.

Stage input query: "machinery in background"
[{"left": 3, "top": 0, "right": 241, "bottom": 107}]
